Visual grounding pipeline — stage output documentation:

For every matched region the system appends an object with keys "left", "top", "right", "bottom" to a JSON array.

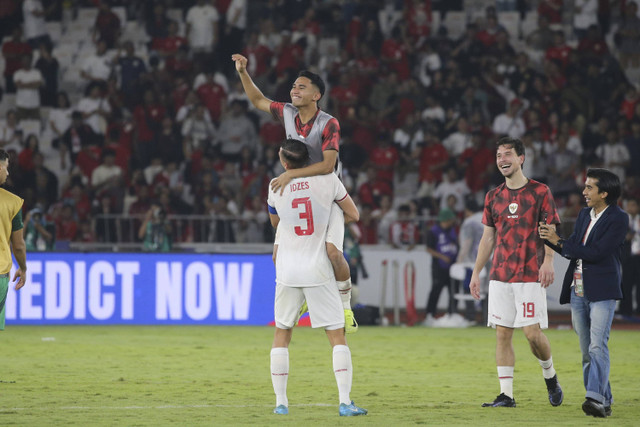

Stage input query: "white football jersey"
[{"left": 267, "top": 173, "right": 348, "bottom": 287}]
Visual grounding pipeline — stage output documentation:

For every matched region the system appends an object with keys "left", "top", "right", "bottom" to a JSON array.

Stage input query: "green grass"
[{"left": 0, "top": 325, "right": 638, "bottom": 426}]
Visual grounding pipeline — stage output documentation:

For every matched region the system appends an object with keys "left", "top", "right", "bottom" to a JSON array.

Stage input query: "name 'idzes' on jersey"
[{"left": 290, "top": 181, "right": 310, "bottom": 192}]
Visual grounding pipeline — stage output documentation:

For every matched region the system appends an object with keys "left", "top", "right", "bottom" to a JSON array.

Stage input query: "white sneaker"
[{"left": 421, "top": 314, "right": 436, "bottom": 327}]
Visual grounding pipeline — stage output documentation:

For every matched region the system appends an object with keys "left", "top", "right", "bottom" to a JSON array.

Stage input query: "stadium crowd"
[{"left": 0, "top": 0, "right": 639, "bottom": 251}]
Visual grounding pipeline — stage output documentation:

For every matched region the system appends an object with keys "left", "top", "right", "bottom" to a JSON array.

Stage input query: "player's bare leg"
[
  {"left": 523, "top": 324, "right": 563, "bottom": 406},
  {"left": 326, "top": 242, "right": 358, "bottom": 333},
  {"left": 325, "top": 328, "right": 367, "bottom": 416},
  {"left": 483, "top": 325, "right": 517, "bottom": 407},
  {"left": 271, "top": 327, "right": 292, "bottom": 414}
]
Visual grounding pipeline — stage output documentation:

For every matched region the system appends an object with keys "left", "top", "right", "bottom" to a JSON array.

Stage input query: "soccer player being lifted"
[
  {"left": 232, "top": 53, "right": 358, "bottom": 333},
  {"left": 267, "top": 139, "right": 366, "bottom": 416},
  {"left": 469, "top": 137, "right": 563, "bottom": 408}
]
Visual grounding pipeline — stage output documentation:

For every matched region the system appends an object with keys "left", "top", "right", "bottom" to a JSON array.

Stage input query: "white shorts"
[
  {"left": 487, "top": 280, "right": 548, "bottom": 329},
  {"left": 274, "top": 282, "right": 344, "bottom": 330},
  {"left": 274, "top": 203, "right": 344, "bottom": 252}
]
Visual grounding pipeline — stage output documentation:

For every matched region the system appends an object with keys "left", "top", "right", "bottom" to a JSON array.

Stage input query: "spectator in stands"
[
  {"left": 116, "top": 41, "right": 148, "bottom": 110},
  {"left": 22, "top": 0, "right": 52, "bottom": 49},
  {"left": 132, "top": 88, "right": 166, "bottom": 167},
  {"left": 144, "top": 2, "right": 169, "bottom": 39},
  {"left": 547, "top": 132, "right": 580, "bottom": 201},
  {"left": 443, "top": 116, "right": 473, "bottom": 157},
  {"left": 34, "top": 42, "right": 58, "bottom": 108},
  {"left": 369, "top": 135, "right": 399, "bottom": 184},
  {"left": 545, "top": 31, "right": 573, "bottom": 70},
  {"left": 0, "top": 109, "right": 21, "bottom": 151},
  {"left": 77, "top": 82, "right": 111, "bottom": 139},
  {"left": 2, "top": 27, "right": 32, "bottom": 94},
  {"left": 91, "top": 147, "right": 123, "bottom": 199},
  {"left": 24, "top": 205, "right": 55, "bottom": 251},
  {"left": 151, "top": 20, "right": 188, "bottom": 59},
  {"left": 492, "top": 98, "right": 526, "bottom": 139},
  {"left": 573, "top": 0, "right": 599, "bottom": 40},
  {"left": 59, "top": 111, "right": 97, "bottom": 163},
  {"left": 624, "top": 119, "right": 640, "bottom": 177},
  {"left": 615, "top": 0, "right": 640, "bottom": 69},
  {"left": 13, "top": 53, "right": 43, "bottom": 121},
  {"left": 217, "top": 99, "right": 257, "bottom": 162},
  {"left": 93, "top": 2, "right": 121, "bottom": 50},
  {"left": 223, "top": 0, "right": 248, "bottom": 73},
  {"left": 56, "top": 203, "right": 78, "bottom": 242},
  {"left": 196, "top": 70, "right": 227, "bottom": 124},
  {"left": 538, "top": 0, "right": 563, "bottom": 25},
  {"left": 186, "top": 0, "right": 220, "bottom": 62},
  {"left": 424, "top": 207, "right": 458, "bottom": 326},
  {"left": 94, "top": 194, "right": 118, "bottom": 242},
  {"left": 373, "top": 194, "right": 395, "bottom": 244},
  {"left": 433, "top": 166, "right": 471, "bottom": 214},
  {"left": 389, "top": 204, "right": 419, "bottom": 250},
  {"left": 595, "top": 128, "right": 631, "bottom": 184},
  {"left": 139, "top": 204, "right": 172, "bottom": 251},
  {"left": 81, "top": 40, "right": 113, "bottom": 92}
]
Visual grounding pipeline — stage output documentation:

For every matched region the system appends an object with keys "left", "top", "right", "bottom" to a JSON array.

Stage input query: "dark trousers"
[
  {"left": 621, "top": 254, "right": 640, "bottom": 315},
  {"left": 426, "top": 266, "right": 452, "bottom": 316}
]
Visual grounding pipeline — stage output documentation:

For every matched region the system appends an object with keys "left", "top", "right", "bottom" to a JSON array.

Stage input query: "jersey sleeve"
[
  {"left": 270, "top": 102, "right": 285, "bottom": 125},
  {"left": 321, "top": 117, "right": 340, "bottom": 152},
  {"left": 267, "top": 181, "right": 277, "bottom": 215},
  {"left": 333, "top": 175, "right": 348, "bottom": 202},
  {"left": 482, "top": 191, "right": 495, "bottom": 227},
  {"left": 12, "top": 209, "right": 23, "bottom": 232}
]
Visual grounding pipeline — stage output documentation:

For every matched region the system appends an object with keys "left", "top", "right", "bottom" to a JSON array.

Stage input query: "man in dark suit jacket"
[{"left": 539, "top": 168, "right": 628, "bottom": 418}]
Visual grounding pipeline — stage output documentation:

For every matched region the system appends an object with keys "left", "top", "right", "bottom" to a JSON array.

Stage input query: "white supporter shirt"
[
  {"left": 77, "top": 97, "right": 110, "bottom": 134},
  {"left": 226, "top": 0, "right": 247, "bottom": 30},
  {"left": 186, "top": 5, "right": 220, "bottom": 49},
  {"left": 14, "top": 68, "right": 43, "bottom": 108},
  {"left": 595, "top": 142, "right": 630, "bottom": 183},
  {"left": 82, "top": 54, "right": 112, "bottom": 81},
  {"left": 492, "top": 113, "right": 526, "bottom": 139},
  {"left": 23, "top": 0, "right": 47, "bottom": 39},
  {"left": 267, "top": 174, "right": 348, "bottom": 287},
  {"left": 91, "top": 164, "right": 122, "bottom": 188}
]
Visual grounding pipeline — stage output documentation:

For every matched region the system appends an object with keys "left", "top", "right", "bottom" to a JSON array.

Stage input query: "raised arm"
[
  {"left": 271, "top": 150, "right": 338, "bottom": 194},
  {"left": 232, "top": 54, "right": 272, "bottom": 113}
]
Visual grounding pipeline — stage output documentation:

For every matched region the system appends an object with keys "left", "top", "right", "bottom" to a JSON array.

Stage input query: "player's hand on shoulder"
[{"left": 271, "top": 171, "right": 292, "bottom": 196}]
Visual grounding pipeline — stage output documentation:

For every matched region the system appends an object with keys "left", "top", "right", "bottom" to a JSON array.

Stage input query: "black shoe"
[
  {"left": 482, "top": 393, "right": 516, "bottom": 407},
  {"left": 545, "top": 375, "right": 563, "bottom": 406},
  {"left": 582, "top": 398, "right": 606, "bottom": 417},
  {"left": 605, "top": 405, "right": 612, "bottom": 417}
]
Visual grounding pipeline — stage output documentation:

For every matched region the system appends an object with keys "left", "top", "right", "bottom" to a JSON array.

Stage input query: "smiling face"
[
  {"left": 583, "top": 177, "right": 607, "bottom": 211},
  {"left": 0, "top": 159, "right": 9, "bottom": 185},
  {"left": 290, "top": 77, "right": 320, "bottom": 108},
  {"left": 496, "top": 144, "right": 523, "bottom": 178}
]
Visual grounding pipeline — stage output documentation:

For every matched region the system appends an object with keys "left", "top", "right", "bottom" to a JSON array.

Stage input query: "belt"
[{"left": 0, "top": 273, "right": 8, "bottom": 279}]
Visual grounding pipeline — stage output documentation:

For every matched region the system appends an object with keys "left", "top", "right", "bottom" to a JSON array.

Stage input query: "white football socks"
[
  {"left": 337, "top": 279, "right": 352, "bottom": 310},
  {"left": 497, "top": 366, "right": 514, "bottom": 398},
  {"left": 538, "top": 357, "right": 556, "bottom": 379},
  {"left": 270, "top": 347, "right": 289, "bottom": 407},
  {"left": 333, "top": 345, "right": 353, "bottom": 405}
]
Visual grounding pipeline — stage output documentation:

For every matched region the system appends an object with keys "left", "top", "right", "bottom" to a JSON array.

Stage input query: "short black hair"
[
  {"left": 496, "top": 136, "right": 525, "bottom": 157},
  {"left": 586, "top": 168, "right": 621, "bottom": 205},
  {"left": 0, "top": 149, "right": 8, "bottom": 162},
  {"left": 280, "top": 139, "right": 309, "bottom": 169},
  {"left": 297, "top": 70, "right": 325, "bottom": 99}
]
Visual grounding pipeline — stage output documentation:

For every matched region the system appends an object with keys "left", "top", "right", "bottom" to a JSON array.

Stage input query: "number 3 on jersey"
[{"left": 292, "top": 197, "right": 314, "bottom": 236}]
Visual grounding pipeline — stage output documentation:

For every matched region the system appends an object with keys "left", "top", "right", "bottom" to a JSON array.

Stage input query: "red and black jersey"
[
  {"left": 270, "top": 102, "right": 340, "bottom": 154},
  {"left": 483, "top": 179, "right": 560, "bottom": 283}
]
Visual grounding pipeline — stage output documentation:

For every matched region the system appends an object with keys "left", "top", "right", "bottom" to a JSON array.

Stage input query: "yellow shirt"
[{"left": 0, "top": 188, "right": 24, "bottom": 274}]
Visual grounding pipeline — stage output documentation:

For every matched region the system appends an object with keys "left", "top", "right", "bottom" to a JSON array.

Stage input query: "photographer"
[
  {"left": 138, "top": 204, "right": 171, "bottom": 252},
  {"left": 24, "top": 206, "right": 55, "bottom": 251}
]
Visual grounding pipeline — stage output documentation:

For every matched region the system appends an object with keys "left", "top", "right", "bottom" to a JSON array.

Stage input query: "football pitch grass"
[{"left": 0, "top": 325, "right": 638, "bottom": 426}]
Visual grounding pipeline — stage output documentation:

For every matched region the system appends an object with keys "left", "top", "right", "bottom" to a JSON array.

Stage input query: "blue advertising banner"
[{"left": 5, "top": 253, "right": 277, "bottom": 325}]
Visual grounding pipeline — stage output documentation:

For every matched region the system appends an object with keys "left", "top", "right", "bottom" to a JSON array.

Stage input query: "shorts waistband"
[{"left": 0, "top": 273, "right": 8, "bottom": 279}]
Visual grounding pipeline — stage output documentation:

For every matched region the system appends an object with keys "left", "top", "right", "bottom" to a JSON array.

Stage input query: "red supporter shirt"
[
  {"left": 197, "top": 82, "right": 226, "bottom": 123},
  {"left": 260, "top": 120, "right": 286, "bottom": 146},
  {"left": 370, "top": 145, "right": 399, "bottom": 182},
  {"left": 2, "top": 40, "right": 32, "bottom": 76},
  {"left": 545, "top": 45, "right": 572, "bottom": 68},
  {"left": 269, "top": 102, "right": 340, "bottom": 156},
  {"left": 152, "top": 36, "right": 188, "bottom": 56},
  {"left": 419, "top": 143, "right": 449, "bottom": 182},
  {"left": 482, "top": 179, "right": 560, "bottom": 283}
]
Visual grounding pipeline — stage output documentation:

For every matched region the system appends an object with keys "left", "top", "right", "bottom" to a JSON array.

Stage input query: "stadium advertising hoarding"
[{"left": 6, "top": 253, "right": 276, "bottom": 325}]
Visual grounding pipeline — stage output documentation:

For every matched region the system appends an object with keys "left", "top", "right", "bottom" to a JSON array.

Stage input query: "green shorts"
[{"left": 0, "top": 274, "right": 8, "bottom": 331}]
